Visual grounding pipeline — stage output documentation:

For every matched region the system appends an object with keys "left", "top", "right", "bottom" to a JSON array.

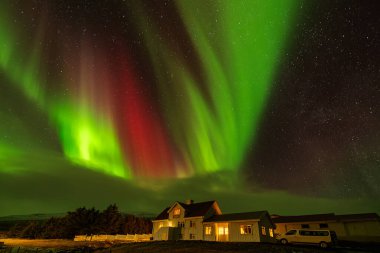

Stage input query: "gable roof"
[
  {"left": 271, "top": 212, "right": 380, "bottom": 223},
  {"left": 336, "top": 213, "right": 380, "bottom": 222},
  {"left": 204, "top": 211, "right": 269, "bottom": 223},
  {"left": 271, "top": 213, "right": 336, "bottom": 223},
  {"left": 153, "top": 200, "right": 217, "bottom": 220},
  {"left": 154, "top": 207, "right": 170, "bottom": 221}
]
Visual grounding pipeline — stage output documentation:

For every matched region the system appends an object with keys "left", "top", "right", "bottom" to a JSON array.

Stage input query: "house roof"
[
  {"left": 204, "top": 211, "right": 269, "bottom": 223},
  {"left": 154, "top": 207, "right": 170, "bottom": 221},
  {"left": 271, "top": 213, "right": 336, "bottom": 223},
  {"left": 153, "top": 200, "right": 217, "bottom": 220},
  {"left": 271, "top": 212, "right": 380, "bottom": 223},
  {"left": 336, "top": 213, "right": 380, "bottom": 222}
]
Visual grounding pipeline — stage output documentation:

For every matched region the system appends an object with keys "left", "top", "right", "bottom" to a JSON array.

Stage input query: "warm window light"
[
  {"left": 218, "top": 226, "right": 228, "bottom": 235},
  {"left": 261, "top": 226, "right": 266, "bottom": 235},
  {"left": 174, "top": 208, "right": 181, "bottom": 216},
  {"left": 269, "top": 228, "right": 274, "bottom": 237},
  {"left": 240, "top": 225, "right": 252, "bottom": 235},
  {"left": 205, "top": 226, "right": 212, "bottom": 235},
  {"left": 168, "top": 221, "right": 172, "bottom": 227}
]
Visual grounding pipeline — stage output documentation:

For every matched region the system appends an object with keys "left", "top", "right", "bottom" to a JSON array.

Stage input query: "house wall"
[
  {"left": 153, "top": 226, "right": 169, "bottom": 240},
  {"left": 274, "top": 220, "right": 380, "bottom": 242},
  {"left": 228, "top": 221, "right": 260, "bottom": 242},
  {"left": 344, "top": 221, "right": 380, "bottom": 236},
  {"left": 259, "top": 215, "right": 277, "bottom": 243},
  {"left": 152, "top": 219, "right": 170, "bottom": 237},
  {"left": 203, "top": 223, "right": 216, "bottom": 241},
  {"left": 183, "top": 217, "right": 203, "bottom": 240}
]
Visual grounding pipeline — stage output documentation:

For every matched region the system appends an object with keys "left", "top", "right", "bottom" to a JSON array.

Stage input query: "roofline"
[
  {"left": 203, "top": 219, "right": 260, "bottom": 223},
  {"left": 184, "top": 216, "right": 204, "bottom": 219},
  {"left": 153, "top": 216, "right": 205, "bottom": 221},
  {"left": 152, "top": 219, "right": 168, "bottom": 222},
  {"left": 274, "top": 219, "right": 337, "bottom": 224},
  {"left": 167, "top": 201, "right": 185, "bottom": 213}
]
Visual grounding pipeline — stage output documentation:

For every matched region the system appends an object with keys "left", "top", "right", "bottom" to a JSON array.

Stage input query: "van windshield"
[{"left": 285, "top": 230, "right": 297, "bottom": 235}]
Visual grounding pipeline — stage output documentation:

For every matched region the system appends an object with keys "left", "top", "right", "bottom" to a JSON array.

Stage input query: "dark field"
[
  {"left": 94, "top": 241, "right": 380, "bottom": 253},
  {"left": 2, "top": 240, "right": 380, "bottom": 253}
]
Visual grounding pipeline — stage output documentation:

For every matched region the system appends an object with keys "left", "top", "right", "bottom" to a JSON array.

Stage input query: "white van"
[{"left": 277, "top": 229, "right": 332, "bottom": 248}]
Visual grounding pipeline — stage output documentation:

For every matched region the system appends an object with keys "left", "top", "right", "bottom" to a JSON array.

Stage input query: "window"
[
  {"left": 190, "top": 220, "right": 196, "bottom": 228},
  {"left": 261, "top": 226, "right": 266, "bottom": 235},
  {"left": 240, "top": 225, "right": 252, "bottom": 235},
  {"left": 301, "top": 224, "right": 310, "bottom": 229},
  {"left": 299, "top": 230, "right": 329, "bottom": 236},
  {"left": 299, "top": 230, "right": 311, "bottom": 236},
  {"left": 173, "top": 208, "right": 181, "bottom": 217},
  {"left": 319, "top": 223, "right": 328, "bottom": 228},
  {"left": 269, "top": 228, "right": 274, "bottom": 237},
  {"left": 315, "top": 231, "right": 329, "bottom": 236},
  {"left": 190, "top": 234, "right": 195, "bottom": 240},
  {"left": 178, "top": 221, "right": 185, "bottom": 228},
  {"left": 205, "top": 226, "right": 212, "bottom": 235},
  {"left": 285, "top": 230, "right": 297, "bottom": 235},
  {"left": 218, "top": 226, "right": 229, "bottom": 235}
]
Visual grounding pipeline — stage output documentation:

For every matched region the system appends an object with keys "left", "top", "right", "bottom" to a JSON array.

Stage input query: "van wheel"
[
  {"left": 320, "top": 241, "right": 328, "bottom": 248},
  {"left": 280, "top": 239, "right": 288, "bottom": 245}
]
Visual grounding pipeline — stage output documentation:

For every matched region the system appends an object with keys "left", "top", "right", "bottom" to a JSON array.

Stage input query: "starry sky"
[{"left": 0, "top": 0, "right": 379, "bottom": 216}]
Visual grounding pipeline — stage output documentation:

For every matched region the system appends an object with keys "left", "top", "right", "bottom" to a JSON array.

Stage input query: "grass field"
[
  {"left": 1, "top": 238, "right": 106, "bottom": 248},
  {"left": 2, "top": 239, "right": 380, "bottom": 253}
]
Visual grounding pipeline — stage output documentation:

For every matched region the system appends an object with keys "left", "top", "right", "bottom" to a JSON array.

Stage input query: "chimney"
[{"left": 185, "top": 199, "right": 194, "bottom": 205}]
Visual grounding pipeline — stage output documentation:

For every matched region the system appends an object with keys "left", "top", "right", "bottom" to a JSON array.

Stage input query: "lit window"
[
  {"left": 218, "top": 226, "right": 228, "bottom": 235},
  {"left": 240, "top": 225, "right": 252, "bottom": 235},
  {"left": 205, "top": 226, "right": 212, "bottom": 235},
  {"left": 261, "top": 226, "right": 266, "bottom": 235},
  {"left": 173, "top": 208, "right": 181, "bottom": 217},
  {"left": 269, "top": 228, "right": 274, "bottom": 237}
]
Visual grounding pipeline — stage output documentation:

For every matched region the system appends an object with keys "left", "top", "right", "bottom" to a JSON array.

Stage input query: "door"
[{"left": 216, "top": 223, "right": 229, "bottom": 241}]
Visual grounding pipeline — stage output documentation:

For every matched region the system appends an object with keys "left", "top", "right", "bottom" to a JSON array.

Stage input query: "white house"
[{"left": 152, "top": 200, "right": 276, "bottom": 243}]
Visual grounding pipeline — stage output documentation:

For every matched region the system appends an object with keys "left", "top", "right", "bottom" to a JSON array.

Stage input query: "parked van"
[{"left": 277, "top": 229, "right": 332, "bottom": 248}]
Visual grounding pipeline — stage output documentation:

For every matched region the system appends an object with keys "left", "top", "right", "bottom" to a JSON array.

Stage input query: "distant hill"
[
  {"left": 0, "top": 211, "right": 155, "bottom": 222},
  {"left": 0, "top": 213, "right": 65, "bottom": 222},
  {"left": 129, "top": 212, "right": 156, "bottom": 219}
]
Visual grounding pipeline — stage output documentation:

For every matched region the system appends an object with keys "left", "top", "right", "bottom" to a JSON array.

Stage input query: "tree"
[{"left": 98, "top": 204, "right": 124, "bottom": 234}]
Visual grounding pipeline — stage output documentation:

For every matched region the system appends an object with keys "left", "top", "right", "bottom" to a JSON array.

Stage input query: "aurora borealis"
[{"left": 1, "top": 0, "right": 380, "bottom": 216}]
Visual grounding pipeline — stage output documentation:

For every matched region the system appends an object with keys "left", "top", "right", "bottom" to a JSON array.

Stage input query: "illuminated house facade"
[{"left": 152, "top": 200, "right": 276, "bottom": 243}]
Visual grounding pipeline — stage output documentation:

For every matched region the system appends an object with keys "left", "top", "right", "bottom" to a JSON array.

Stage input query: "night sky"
[{"left": 0, "top": 0, "right": 379, "bottom": 216}]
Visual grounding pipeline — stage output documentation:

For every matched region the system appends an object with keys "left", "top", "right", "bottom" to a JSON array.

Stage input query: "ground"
[{"left": 1, "top": 240, "right": 380, "bottom": 253}]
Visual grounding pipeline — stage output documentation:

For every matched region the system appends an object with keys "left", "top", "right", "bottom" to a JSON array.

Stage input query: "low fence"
[{"left": 74, "top": 234, "right": 152, "bottom": 242}]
